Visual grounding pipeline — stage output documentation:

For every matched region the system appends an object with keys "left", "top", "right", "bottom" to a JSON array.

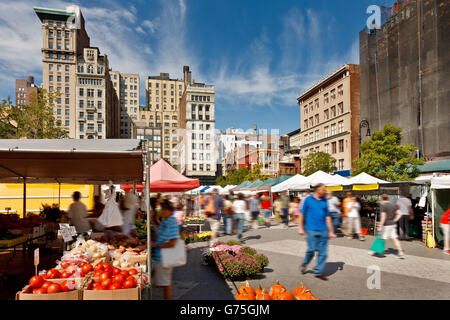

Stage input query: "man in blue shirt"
[{"left": 298, "top": 183, "right": 335, "bottom": 281}]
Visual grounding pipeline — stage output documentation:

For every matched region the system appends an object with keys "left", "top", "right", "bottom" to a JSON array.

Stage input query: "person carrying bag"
[{"left": 369, "top": 233, "right": 386, "bottom": 254}]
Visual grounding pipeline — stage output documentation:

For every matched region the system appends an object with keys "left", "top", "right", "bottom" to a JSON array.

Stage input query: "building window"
[
  {"left": 338, "top": 85, "right": 343, "bottom": 97},
  {"left": 331, "top": 89, "right": 336, "bottom": 101},
  {"left": 304, "top": 120, "right": 308, "bottom": 129},
  {"left": 331, "top": 124, "right": 336, "bottom": 136},
  {"left": 87, "top": 112, "right": 94, "bottom": 120},
  {"left": 192, "top": 133, "right": 195, "bottom": 140},
  {"left": 98, "top": 124, "right": 103, "bottom": 132},
  {"left": 324, "top": 93, "right": 329, "bottom": 104},
  {"left": 65, "top": 98, "right": 69, "bottom": 105},
  {"left": 339, "top": 139, "right": 344, "bottom": 153},
  {"left": 338, "top": 121, "right": 344, "bottom": 133},
  {"left": 304, "top": 106, "right": 308, "bottom": 115},
  {"left": 65, "top": 120, "right": 70, "bottom": 126},
  {"left": 315, "top": 114, "right": 319, "bottom": 125},
  {"left": 199, "top": 164, "right": 204, "bottom": 171},
  {"left": 309, "top": 102, "right": 313, "bottom": 113},
  {"left": 315, "top": 99, "right": 319, "bottom": 109},
  {"left": 331, "top": 106, "right": 336, "bottom": 118},
  {"left": 324, "top": 126, "right": 329, "bottom": 138},
  {"left": 315, "top": 130, "right": 320, "bottom": 141},
  {"left": 338, "top": 159, "right": 344, "bottom": 170},
  {"left": 57, "top": 109, "right": 61, "bottom": 115},
  {"left": 309, "top": 133, "right": 314, "bottom": 143},
  {"left": 304, "top": 135, "right": 309, "bottom": 144},
  {"left": 97, "top": 90, "right": 102, "bottom": 98},
  {"left": 331, "top": 142, "right": 337, "bottom": 154},
  {"left": 192, "top": 153, "right": 196, "bottom": 160},
  {"left": 79, "top": 124, "right": 84, "bottom": 131},
  {"left": 325, "top": 143, "right": 330, "bottom": 154},
  {"left": 192, "top": 164, "right": 197, "bottom": 171},
  {"left": 79, "top": 111, "right": 84, "bottom": 118},
  {"left": 338, "top": 102, "right": 344, "bottom": 115},
  {"left": 309, "top": 117, "right": 313, "bottom": 128},
  {"left": 98, "top": 101, "right": 102, "bottom": 109},
  {"left": 79, "top": 100, "right": 84, "bottom": 108},
  {"left": 324, "top": 109, "right": 329, "bottom": 121}
]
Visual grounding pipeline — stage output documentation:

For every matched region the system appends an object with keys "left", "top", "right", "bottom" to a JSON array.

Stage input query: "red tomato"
[
  {"left": 78, "top": 262, "right": 86, "bottom": 268},
  {"left": 47, "top": 283, "right": 62, "bottom": 294},
  {"left": 60, "top": 281, "right": 69, "bottom": 292},
  {"left": 35, "top": 288, "right": 47, "bottom": 294},
  {"left": 94, "top": 264, "right": 103, "bottom": 272},
  {"left": 112, "top": 274, "right": 125, "bottom": 285},
  {"left": 61, "top": 271, "right": 72, "bottom": 279},
  {"left": 29, "top": 275, "right": 45, "bottom": 288},
  {"left": 99, "top": 272, "right": 111, "bottom": 282},
  {"left": 32, "top": 288, "right": 39, "bottom": 294},
  {"left": 101, "top": 278, "right": 113, "bottom": 289},
  {"left": 94, "top": 270, "right": 102, "bottom": 277},
  {"left": 112, "top": 267, "right": 121, "bottom": 276},
  {"left": 92, "top": 282, "right": 102, "bottom": 289},
  {"left": 128, "top": 268, "right": 138, "bottom": 276},
  {"left": 126, "top": 276, "right": 137, "bottom": 284},
  {"left": 46, "top": 269, "right": 61, "bottom": 279},
  {"left": 120, "top": 270, "right": 129, "bottom": 277},
  {"left": 42, "top": 274, "right": 49, "bottom": 280},
  {"left": 93, "top": 286, "right": 105, "bottom": 291},
  {"left": 81, "top": 264, "right": 93, "bottom": 275},
  {"left": 41, "top": 281, "right": 53, "bottom": 290},
  {"left": 101, "top": 262, "right": 111, "bottom": 270},
  {"left": 123, "top": 279, "right": 136, "bottom": 289},
  {"left": 109, "top": 283, "right": 122, "bottom": 290},
  {"left": 60, "top": 261, "right": 70, "bottom": 269}
]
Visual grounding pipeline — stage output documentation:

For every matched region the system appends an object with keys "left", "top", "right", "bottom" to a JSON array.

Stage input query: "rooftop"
[{"left": 34, "top": 6, "right": 75, "bottom": 23}]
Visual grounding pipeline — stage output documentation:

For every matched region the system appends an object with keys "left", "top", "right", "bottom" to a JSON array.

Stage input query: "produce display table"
[
  {"left": 0, "top": 235, "right": 28, "bottom": 267},
  {"left": 184, "top": 223, "right": 205, "bottom": 233}
]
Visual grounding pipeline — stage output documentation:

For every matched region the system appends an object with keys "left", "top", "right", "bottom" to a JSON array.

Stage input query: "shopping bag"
[
  {"left": 426, "top": 229, "right": 435, "bottom": 248},
  {"left": 370, "top": 233, "right": 386, "bottom": 254},
  {"left": 161, "top": 238, "right": 187, "bottom": 268}
]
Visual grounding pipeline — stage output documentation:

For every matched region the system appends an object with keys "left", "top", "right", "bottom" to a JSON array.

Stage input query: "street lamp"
[{"left": 359, "top": 119, "right": 371, "bottom": 157}]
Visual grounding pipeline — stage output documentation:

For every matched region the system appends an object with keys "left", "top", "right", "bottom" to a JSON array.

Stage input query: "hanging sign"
[
  {"left": 34, "top": 248, "right": 39, "bottom": 275},
  {"left": 59, "top": 224, "right": 74, "bottom": 242},
  {"left": 353, "top": 184, "right": 379, "bottom": 191}
]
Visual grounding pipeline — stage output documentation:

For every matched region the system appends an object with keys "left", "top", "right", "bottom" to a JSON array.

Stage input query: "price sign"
[
  {"left": 70, "top": 226, "right": 77, "bottom": 236},
  {"left": 34, "top": 248, "right": 39, "bottom": 275},
  {"left": 59, "top": 224, "right": 74, "bottom": 242}
]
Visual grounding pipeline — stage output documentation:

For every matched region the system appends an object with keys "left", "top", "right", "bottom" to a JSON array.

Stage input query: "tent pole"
[
  {"left": 23, "top": 178, "right": 26, "bottom": 218},
  {"left": 145, "top": 150, "right": 152, "bottom": 300},
  {"left": 58, "top": 182, "right": 61, "bottom": 209},
  {"left": 431, "top": 189, "right": 436, "bottom": 248}
]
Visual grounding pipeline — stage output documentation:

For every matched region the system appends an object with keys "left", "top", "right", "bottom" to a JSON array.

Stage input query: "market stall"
[
  {"left": 430, "top": 176, "right": 450, "bottom": 248},
  {"left": 0, "top": 139, "right": 148, "bottom": 300}
]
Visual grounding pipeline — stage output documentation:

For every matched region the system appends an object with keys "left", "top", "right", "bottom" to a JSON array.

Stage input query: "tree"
[
  {"left": 302, "top": 151, "right": 338, "bottom": 176},
  {"left": 352, "top": 124, "right": 425, "bottom": 181},
  {"left": 215, "top": 164, "right": 270, "bottom": 187},
  {"left": 244, "top": 164, "right": 270, "bottom": 182},
  {"left": 0, "top": 90, "right": 67, "bottom": 139}
]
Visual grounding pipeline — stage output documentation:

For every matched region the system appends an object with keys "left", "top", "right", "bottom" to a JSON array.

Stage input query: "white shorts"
[
  {"left": 153, "top": 262, "right": 173, "bottom": 287},
  {"left": 382, "top": 225, "right": 398, "bottom": 240},
  {"left": 207, "top": 217, "right": 220, "bottom": 234}
]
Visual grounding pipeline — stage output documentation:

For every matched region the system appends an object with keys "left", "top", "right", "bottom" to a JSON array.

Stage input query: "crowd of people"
[{"left": 63, "top": 185, "right": 450, "bottom": 298}]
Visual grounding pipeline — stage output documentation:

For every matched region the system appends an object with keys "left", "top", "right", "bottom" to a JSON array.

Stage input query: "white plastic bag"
[
  {"left": 161, "top": 239, "right": 186, "bottom": 268},
  {"left": 97, "top": 197, "right": 123, "bottom": 228}
]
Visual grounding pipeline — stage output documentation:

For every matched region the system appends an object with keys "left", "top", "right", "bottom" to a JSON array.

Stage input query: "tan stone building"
[
  {"left": 143, "top": 73, "right": 184, "bottom": 165},
  {"left": 297, "top": 64, "right": 360, "bottom": 173},
  {"left": 15, "top": 76, "right": 39, "bottom": 106},
  {"left": 34, "top": 6, "right": 119, "bottom": 139},
  {"left": 110, "top": 72, "right": 140, "bottom": 138},
  {"left": 132, "top": 121, "right": 162, "bottom": 164}
]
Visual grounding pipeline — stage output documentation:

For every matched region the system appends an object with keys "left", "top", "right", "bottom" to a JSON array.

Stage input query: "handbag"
[
  {"left": 370, "top": 233, "right": 386, "bottom": 254},
  {"left": 161, "top": 238, "right": 187, "bottom": 268},
  {"left": 204, "top": 196, "right": 215, "bottom": 216}
]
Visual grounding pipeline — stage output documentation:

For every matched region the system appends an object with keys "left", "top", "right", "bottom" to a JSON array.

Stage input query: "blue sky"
[{"left": 0, "top": 0, "right": 397, "bottom": 135}]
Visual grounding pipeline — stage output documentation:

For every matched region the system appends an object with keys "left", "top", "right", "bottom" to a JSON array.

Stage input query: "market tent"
[
  {"left": 148, "top": 159, "right": 199, "bottom": 193},
  {"left": 306, "top": 170, "right": 343, "bottom": 187},
  {"left": 220, "top": 185, "right": 236, "bottom": 195},
  {"left": 233, "top": 180, "right": 261, "bottom": 191},
  {"left": 204, "top": 186, "right": 224, "bottom": 194},
  {"left": 331, "top": 174, "right": 352, "bottom": 186},
  {"left": 348, "top": 172, "right": 389, "bottom": 185},
  {"left": 232, "top": 181, "right": 251, "bottom": 190},
  {"left": 271, "top": 175, "right": 309, "bottom": 193},
  {"left": 0, "top": 139, "right": 144, "bottom": 184},
  {"left": 430, "top": 176, "right": 450, "bottom": 246},
  {"left": 257, "top": 175, "right": 292, "bottom": 191}
]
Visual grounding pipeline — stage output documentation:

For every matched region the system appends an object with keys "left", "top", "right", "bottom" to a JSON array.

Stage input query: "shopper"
[
  {"left": 119, "top": 192, "right": 139, "bottom": 237},
  {"left": 204, "top": 189, "right": 224, "bottom": 244},
  {"left": 440, "top": 207, "right": 450, "bottom": 255},
  {"left": 261, "top": 195, "right": 272, "bottom": 228},
  {"left": 249, "top": 194, "right": 261, "bottom": 230},
  {"left": 151, "top": 199, "right": 179, "bottom": 300},
  {"left": 232, "top": 193, "right": 247, "bottom": 243},
  {"left": 299, "top": 191, "right": 311, "bottom": 212},
  {"left": 371, "top": 194, "right": 405, "bottom": 258},
  {"left": 223, "top": 194, "right": 234, "bottom": 235},
  {"left": 341, "top": 192, "right": 352, "bottom": 236},
  {"left": 273, "top": 197, "right": 281, "bottom": 224},
  {"left": 299, "top": 184, "right": 335, "bottom": 281},
  {"left": 68, "top": 191, "right": 91, "bottom": 238},
  {"left": 396, "top": 194, "right": 414, "bottom": 240},
  {"left": 290, "top": 197, "right": 301, "bottom": 224},
  {"left": 346, "top": 196, "right": 365, "bottom": 241},
  {"left": 280, "top": 192, "right": 290, "bottom": 229},
  {"left": 174, "top": 202, "right": 185, "bottom": 234},
  {"left": 89, "top": 195, "right": 105, "bottom": 218},
  {"left": 327, "top": 191, "right": 341, "bottom": 234}
]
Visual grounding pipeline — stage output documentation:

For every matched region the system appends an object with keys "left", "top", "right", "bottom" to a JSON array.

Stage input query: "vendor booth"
[{"left": 430, "top": 176, "right": 450, "bottom": 247}]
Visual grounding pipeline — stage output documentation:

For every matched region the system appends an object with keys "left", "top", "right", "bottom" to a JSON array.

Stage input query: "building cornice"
[{"left": 300, "top": 131, "right": 351, "bottom": 149}]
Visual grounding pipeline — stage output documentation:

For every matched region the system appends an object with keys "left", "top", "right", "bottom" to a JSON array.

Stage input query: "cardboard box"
[
  {"left": 16, "top": 278, "right": 85, "bottom": 300},
  {"left": 83, "top": 273, "right": 141, "bottom": 300}
]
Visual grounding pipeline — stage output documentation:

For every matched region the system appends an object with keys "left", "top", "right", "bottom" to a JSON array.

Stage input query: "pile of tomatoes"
[
  {"left": 28, "top": 275, "right": 78, "bottom": 294},
  {"left": 41, "top": 263, "right": 94, "bottom": 280},
  {"left": 89, "top": 263, "right": 138, "bottom": 291}
]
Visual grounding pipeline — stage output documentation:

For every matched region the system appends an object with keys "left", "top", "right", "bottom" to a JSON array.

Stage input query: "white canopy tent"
[
  {"left": 431, "top": 176, "right": 450, "bottom": 189},
  {"left": 204, "top": 186, "right": 224, "bottom": 194},
  {"left": 271, "top": 175, "right": 309, "bottom": 193},
  {"left": 348, "top": 172, "right": 389, "bottom": 185},
  {"left": 306, "top": 170, "right": 345, "bottom": 187},
  {"left": 331, "top": 174, "right": 352, "bottom": 186},
  {"left": 220, "top": 185, "right": 237, "bottom": 195}
]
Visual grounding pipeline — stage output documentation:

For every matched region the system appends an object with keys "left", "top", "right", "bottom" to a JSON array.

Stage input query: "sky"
[{"left": 0, "top": 0, "right": 398, "bottom": 135}]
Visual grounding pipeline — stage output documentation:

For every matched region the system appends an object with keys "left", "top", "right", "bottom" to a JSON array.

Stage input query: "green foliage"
[
  {"left": 239, "top": 247, "right": 257, "bottom": 256},
  {"left": 216, "top": 164, "right": 270, "bottom": 187},
  {"left": 226, "top": 240, "right": 242, "bottom": 246},
  {"left": 254, "top": 254, "right": 270, "bottom": 268},
  {"left": 0, "top": 90, "right": 67, "bottom": 139},
  {"left": 302, "top": 151, "right": 338, "bottom": 176},
  {"left": 353, "top": 124, "right": 425, "bottom": 182}
]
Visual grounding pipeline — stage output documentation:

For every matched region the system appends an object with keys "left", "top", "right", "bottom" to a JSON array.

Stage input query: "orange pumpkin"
[
  {"left": 269, "top": 280, "right": 286, "bottom": 298},
  {"left": 238, "top": 281, "right": 255, "bottom": 296},
  {"left": 235, "top": 288, "right": 255, "bottom": 300},
  {"left": 256, "top": 290, "right": 273, "bottom": 300},
  {"left": 255, "top": 284, "right": 264, "bottom": 296},
  {"left": 293, "top": 282, "right": 310, "bottom": 297},
  {"left": 296, "top": 289, "right": 314, "bottom": 300},
  {"left": 273, "top": 288, "right": 295, "bottom": 300}
]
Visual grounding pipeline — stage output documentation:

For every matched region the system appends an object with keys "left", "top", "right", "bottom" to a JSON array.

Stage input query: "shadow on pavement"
[
  {"left": 151, "top": 246, "right": 235, "bottom": 300},
  {"left": 323, "top": 262, "right": 345, "bottom": 277}
]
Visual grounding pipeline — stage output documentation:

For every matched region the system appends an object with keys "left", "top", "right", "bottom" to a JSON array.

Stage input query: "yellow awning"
[
  {"left": 353, "top": 184, "right": 379, "bottom": 191},
  {"left": 326, "top": 186, "right": 343, "bottom": 191}
]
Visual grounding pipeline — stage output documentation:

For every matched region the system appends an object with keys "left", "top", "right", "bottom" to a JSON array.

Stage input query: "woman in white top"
[{"left": 232, "top": 193, "right": 247, "bottom": 243}]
